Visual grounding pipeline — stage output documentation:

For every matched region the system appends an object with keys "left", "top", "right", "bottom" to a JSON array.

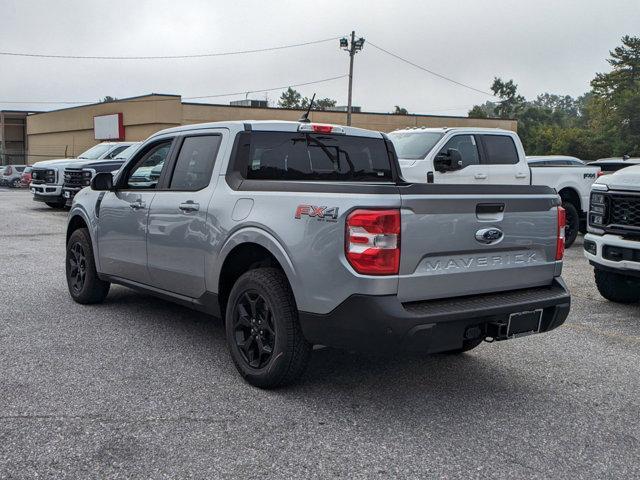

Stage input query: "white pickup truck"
[{"left": 389, "top": 128, "right": 600, "bottom": 246}]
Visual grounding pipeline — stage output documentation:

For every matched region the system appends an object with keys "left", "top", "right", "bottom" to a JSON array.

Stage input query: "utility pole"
[{"left": 340, "top": 31, "right": 365, "bottom": 126}]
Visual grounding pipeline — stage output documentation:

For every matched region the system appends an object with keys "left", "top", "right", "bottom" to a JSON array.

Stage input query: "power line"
[
  {"left": 184, "top": 75, "right": 348, "bottom": 100},
  {"left": 0, "top": 75, "right": 349, "bottom": 106},
  {"left": 0, "top": 37, "right": 340, "bottom": 60},
  {"left": 367, "top": 41, "right": 496, "bottom": 98}
]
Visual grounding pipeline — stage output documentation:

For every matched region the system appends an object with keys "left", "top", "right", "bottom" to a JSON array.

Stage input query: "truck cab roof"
[
  {"left": 150, "top": 120, "right": 384, "bottom": 139},
  {"left": 391, "top": 126, "right": 515, "bottom": 135}
]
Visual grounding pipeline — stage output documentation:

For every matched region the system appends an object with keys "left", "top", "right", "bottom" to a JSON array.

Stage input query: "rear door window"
[
  {"left": 480, "top": 135, "right": 519, "bottom": 165},
  {"left": 169, "top": 135, "right": 222, "bottom": 191},
  {"left": 236, "top": 132, "right": 392, "bottom": 182}
]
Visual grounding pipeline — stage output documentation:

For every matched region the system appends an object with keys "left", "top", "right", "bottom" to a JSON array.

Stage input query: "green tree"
[
  {"left": 301, "top": 96, "right": 337, "bottom": 110},
  {"left": 278, "top": 87, "right": 302, "bottom": 108},
  {"left": 490, "top": 78, "right": 526, "bottom": 118},
  {"left": 393, "top": 106, "right": 409, "bottom": 115},
  {"left": 590, "top": 35, "right": 640, "bottom": 155},
  {"left": 100, "top": 96, "right": 118, "bottom": 103},
  {"left": 279, "top": 88, "right": 337, "bottom": 110}
]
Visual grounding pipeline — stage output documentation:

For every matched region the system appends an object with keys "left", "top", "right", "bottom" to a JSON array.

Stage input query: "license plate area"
[{"left": 507, "top": 309, "right": 543, "bottom": 338}]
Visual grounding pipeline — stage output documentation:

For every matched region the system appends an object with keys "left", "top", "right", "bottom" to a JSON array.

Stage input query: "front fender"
[{"left": 67, "top": 201, "right": 101, "bottom": 272}]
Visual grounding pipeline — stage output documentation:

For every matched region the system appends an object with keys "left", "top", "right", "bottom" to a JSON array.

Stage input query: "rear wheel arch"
[
  {"left": 217, "top": 241, "right": 297, "bottom": 318},
  {"left": 558, "top": 187, "right": 582, "bottom": 213}
]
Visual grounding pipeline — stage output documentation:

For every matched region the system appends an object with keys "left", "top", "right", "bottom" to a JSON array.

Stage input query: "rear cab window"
[{"left": 233, "top": 131, "right": 393, "bottom": 182}]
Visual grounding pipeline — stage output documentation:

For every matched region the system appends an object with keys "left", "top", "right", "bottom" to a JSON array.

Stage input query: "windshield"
[
  {"left": 388, "top": 131, "right": 444, "bottom": 160},
  {"left": 115, "top": 144, "right": 140, "bottom": 160},
  {"left": 78, "top": 144, "right": 113, "bottom": 159}
]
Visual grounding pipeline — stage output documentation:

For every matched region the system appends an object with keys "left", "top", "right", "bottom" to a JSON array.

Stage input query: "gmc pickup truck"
[
  {"left": 584, "top": 165, "right": 640, "bottom": 303},
  {"left": 66, "top": 120, "right": 571, "bottom": 388},
  {"left": 388, "top": 128, "right": 600, "bottom": 246}
]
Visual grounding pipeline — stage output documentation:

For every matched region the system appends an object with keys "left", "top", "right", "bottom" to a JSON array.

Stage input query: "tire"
[
  {"left": 562, "top": 201, "right": 579, "bottom": 248},
  {"left": 66, "top": 228, "right": 110, "bottom": 304},
  {"left": 11, "top": 178, "right": 21, "bottom": 188},
  {"left": 440, "top": 337, "right": 484, "bottom": 355},
  {"left": 45, "top": 201, "right": 65, "bottom": 209},
  {"left": 225, "top": 268, "right": 311, "bottom": 388},
  {"left": 594, "top": 268, "right": 640, "bottom": 304}
]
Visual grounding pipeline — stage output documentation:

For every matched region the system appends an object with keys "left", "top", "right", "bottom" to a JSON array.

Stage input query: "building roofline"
[
  {"left": 181, "top": 101, "right": 516, "bottom": 122},
  {"left": 1, "top": 109, "right": 42, "bottom": 114},
  {"left": 29, "top": 93, "right": 182, "bottom": 116}
]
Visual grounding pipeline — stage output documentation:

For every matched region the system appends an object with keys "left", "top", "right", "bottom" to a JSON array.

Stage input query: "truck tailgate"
[{"left": 398, "top": 185, "right": 561, "bottom": 302}]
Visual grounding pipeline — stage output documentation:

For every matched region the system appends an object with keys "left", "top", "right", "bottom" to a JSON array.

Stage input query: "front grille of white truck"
[{"left": 610, "top": 194, "right": 640, "bottom": 228}]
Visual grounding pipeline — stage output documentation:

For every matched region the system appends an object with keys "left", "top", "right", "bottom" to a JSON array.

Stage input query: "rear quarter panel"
[{"left": 207, "top": 181, "right": 402, "bottom": 314}]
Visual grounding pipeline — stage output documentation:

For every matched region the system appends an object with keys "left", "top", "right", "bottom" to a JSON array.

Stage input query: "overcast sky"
[{"left": 1, "top": 0, "right": 639, "bottom": 116}]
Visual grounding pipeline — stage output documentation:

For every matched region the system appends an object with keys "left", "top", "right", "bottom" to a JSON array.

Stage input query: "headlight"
[
  {"left": 589, "top": 192, "right": 608, "bottom": 227},
  {"left": 83, "top": 171, "right": 92, "bottom": 177},
  {"left": 46, "top": 170, "right": 55, "bottom": 176}
]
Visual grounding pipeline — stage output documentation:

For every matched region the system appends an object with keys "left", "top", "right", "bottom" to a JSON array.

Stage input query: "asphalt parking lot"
[{"left": 1, "top": 187, "right": 639, "bottom": 479}]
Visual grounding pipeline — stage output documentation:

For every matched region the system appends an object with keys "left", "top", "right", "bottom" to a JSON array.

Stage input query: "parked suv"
[
  {"left": 584, "top": 165, "right": 640, "bottom": 303},
  {"left": 66, "top": 121, "right": 571, "bottom": 388},
  {"left": 388, "top": 129, "right": 600, "bottom": 247},
  {"left": 30, "top": 142, "right": 134, "bottom": 208},
  {"left": 2, "top": 165, "right": 27, "bottom": 188},
  {"left": 62, "top": 142, "right": 141, "bottom": 205}
]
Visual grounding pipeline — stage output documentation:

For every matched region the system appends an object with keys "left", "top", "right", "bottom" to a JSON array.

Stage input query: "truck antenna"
[{"left": 298, "top": 93, "right": 316, "bottom": 123}]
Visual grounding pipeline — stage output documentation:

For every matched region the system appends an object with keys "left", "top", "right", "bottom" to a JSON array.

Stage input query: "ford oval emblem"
[{"left": 475, "top": 227, "right": 503, "bottom": 244}]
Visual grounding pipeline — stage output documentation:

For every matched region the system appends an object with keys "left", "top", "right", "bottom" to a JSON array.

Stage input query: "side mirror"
[
  {"left": 90, "top": 172, "right": 114, "bottom": 191},
  {"left": 433, "top": 148, "right": 463, "bottom": 172}
]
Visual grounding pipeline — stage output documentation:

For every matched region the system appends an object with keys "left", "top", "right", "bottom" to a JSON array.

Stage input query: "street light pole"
[{"left": 340, "top": 31, "right": 365, "bottom": 126}]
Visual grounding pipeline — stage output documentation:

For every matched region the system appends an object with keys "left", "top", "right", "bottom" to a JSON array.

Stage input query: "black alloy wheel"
[
  {"left": 68, "top": 242, "right": 88, "bottom": 294},
  {"left": 232, "top": 290, "right": 276, "bottom": 369}
]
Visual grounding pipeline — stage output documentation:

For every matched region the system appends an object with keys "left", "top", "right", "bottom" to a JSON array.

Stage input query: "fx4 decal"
[
  {"left": 584, "top": 173, "right": 596, "bottom": 179},
  {"left": 295, "top": 205, "right": 339, "bottom": 222}
]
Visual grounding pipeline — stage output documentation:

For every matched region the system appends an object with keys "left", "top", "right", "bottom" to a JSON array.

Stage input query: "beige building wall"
[
  {"left": 26, "top": 95, "right": 183, "bottom": 161},
  {"left": 26, "top": 94, "right": 516, "bottom": 162}
]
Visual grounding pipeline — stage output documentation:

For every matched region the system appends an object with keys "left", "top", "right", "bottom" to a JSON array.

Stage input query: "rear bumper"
[{"left": 298, "top": 278, "right": 570, "bottom": 352}]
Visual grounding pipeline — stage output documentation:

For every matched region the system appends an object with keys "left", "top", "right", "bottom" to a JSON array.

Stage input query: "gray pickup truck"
[{"left": 66, "top": 120, "right": 571, "bottom": 388}]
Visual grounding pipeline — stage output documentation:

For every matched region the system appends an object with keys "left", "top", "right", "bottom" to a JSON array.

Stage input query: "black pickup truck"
[{"left": 62, "top": 143, "right": 140, "bottom": 205}]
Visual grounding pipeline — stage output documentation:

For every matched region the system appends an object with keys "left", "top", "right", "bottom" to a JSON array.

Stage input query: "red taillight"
[
  {"left": 346, "top": 209, "right": 400, "bottom": 275},
  {"left": 556, "top": 206, "right": 566, "bottom": 260},
  {"left": 5, "top": 166, "right": 12, "bottom": 175},
  {"left": 596, "top": 170, "right": 605, "bottom": 177}
]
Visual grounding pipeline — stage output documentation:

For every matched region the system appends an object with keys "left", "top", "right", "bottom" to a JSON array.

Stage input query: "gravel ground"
[{"left": 1, "top": 188, "right": 639, "bottom": 479}]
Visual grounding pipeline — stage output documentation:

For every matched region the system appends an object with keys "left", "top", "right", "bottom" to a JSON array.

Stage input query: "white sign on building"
[{"left": 94, "top": 113, "right": 124, "bottom": 140}]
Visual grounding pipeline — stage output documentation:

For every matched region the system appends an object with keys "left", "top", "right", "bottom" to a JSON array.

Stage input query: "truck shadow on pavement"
[{"left": 103, "top": 286, "right": 543, "bottom": 400}]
